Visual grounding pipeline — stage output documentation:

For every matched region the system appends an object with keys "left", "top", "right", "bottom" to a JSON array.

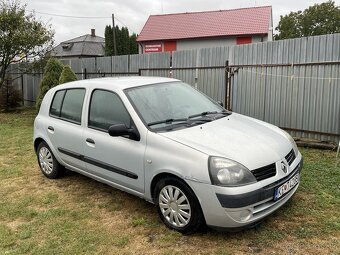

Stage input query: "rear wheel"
[
  {"left": 37, "top": 142, "right": 64, "bottom": 179},
  {"left": 154, "top": 176, "right": 204, "bottom": 234}
]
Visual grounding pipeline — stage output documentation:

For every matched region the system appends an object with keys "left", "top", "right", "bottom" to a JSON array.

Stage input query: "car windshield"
[{"left": 125, "top": 81, "right": 228, "bottom": 131}]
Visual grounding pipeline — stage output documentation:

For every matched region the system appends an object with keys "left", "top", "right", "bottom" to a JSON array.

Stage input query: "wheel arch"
[
  {"left": 150, "top": 172, "right": 202, "bottom": 205},
  {"left": 150, "top": 171, "right": 207, "bottom": 233},
  {"left": 150, "top": 172, "right": 184, "bottom": 202},
  {"left": 34, "top": 138, "right": 62, "bottom": 166},
  {"left": 34, "top": 137, "right": 46, "bottom": 153}
]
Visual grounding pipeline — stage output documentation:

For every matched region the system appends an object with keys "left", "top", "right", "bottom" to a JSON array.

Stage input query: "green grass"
[
  {"left": 0, "top": 108, "right": 339, "bottom": 255},
  {"left": 131, "top": 217, "right": 148, "bottom": 227},
  {"left": 114, "top": 235, "right": 129, "bottom": 247}
]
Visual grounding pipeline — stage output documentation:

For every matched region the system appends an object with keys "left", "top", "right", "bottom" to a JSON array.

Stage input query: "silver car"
[{"left": 34, "top": 77, "right": 302, "bottom": 234}]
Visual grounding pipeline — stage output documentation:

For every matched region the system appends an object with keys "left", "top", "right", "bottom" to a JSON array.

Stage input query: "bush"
[
  {"left": 59, "top": 65, "right": 77, "bottom": 84},
  {"left": 36, "top": 58, "right": 63, "bottom": 112},
  {"left": 0, "top": 78, "right": 22, "bottom": 111}
]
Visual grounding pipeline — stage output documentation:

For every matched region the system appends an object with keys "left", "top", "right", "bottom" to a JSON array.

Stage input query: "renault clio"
[{"left": 34, "top": 77, "right": 302, "bottom": 234}]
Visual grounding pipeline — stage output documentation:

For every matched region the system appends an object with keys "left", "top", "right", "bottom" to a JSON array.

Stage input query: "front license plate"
[{"left": 274, "top": 173, "right": 300, "bottom": 201}]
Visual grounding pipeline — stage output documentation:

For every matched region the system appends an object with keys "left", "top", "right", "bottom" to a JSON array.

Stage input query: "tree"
[
  {"left": 0, "top": 0, "right": 54, "bottom": 89},
  {"left": 0, "top": 75, "right": 21, "bottom": 110},
  {"left": 104, "top": 25, "right": 114, "bottom": 56},
  {"left": 275, "top": 1, "right": 340, "bottom": 40},
  {"left": 36, "top": 58, "right": 63, "bottom": 111},
  {"left": 129, "top": 33, "right": 138, "bottom": 54},
  {"left": 104, "top": 24, "right": 138, "bottom": 55},
  {"left": 121, "top": 27, "right": 129, "bottom": 55},
  {"left": 115, "top": 25, "right": 122, "bottom": 55},
  {"left": 59, "top": 65, "right": 77, "bottom": 84}
]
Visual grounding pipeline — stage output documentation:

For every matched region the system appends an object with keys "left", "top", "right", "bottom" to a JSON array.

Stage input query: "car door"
[
  {"left": 46, "top": 88, "right": 86, "bottom": 170},
  {"left": 82, "top": 89, "right": 145, "bottom": 193}
]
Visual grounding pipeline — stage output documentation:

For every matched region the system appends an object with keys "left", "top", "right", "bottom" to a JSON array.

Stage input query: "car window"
[
  {"left": 59, "top": 89, "right": 86, "bottom": 124},
  {"left": 88, "top": 90, "right": 131, "bottom": 131},
  {"left": 126, "top": 82, "right": 223, "bottom": 129},
  {"left": 50, "top": 90, "right": 65, "bottom": 117}
]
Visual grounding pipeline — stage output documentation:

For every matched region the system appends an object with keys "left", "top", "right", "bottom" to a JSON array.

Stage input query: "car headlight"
[
  {"left": 208, "top": 157, "right": 257, "bottom": 186},
  {"left": 282, "top": 130, "right": 298, "bottom": 154}
]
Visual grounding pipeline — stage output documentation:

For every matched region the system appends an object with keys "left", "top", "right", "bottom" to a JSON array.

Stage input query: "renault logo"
[{"left": 281, "top": 161, "right": 288, "bottom": 174}]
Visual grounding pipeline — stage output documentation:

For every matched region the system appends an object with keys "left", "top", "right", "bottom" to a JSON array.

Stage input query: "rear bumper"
[{"left": 186, "top": 155, "right": 303, "bottom": 229}]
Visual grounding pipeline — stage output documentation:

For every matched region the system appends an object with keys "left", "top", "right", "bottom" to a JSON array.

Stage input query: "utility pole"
[{"left": 112, "top": 13, "right": 117, "bottom": 56}]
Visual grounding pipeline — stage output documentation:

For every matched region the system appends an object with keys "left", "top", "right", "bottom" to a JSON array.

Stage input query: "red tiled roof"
[{"left": 137, "top": 6, "right": 272, "bottom": 42}]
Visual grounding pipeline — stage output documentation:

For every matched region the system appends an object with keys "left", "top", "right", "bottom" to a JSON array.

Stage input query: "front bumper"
[{"left": 186, "top": 154, "right": 303, "bottom": 229}]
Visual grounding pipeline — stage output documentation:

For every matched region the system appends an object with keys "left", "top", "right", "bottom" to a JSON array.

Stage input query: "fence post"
[
  {"left": 21, "top": 75, "right": 24, "bottom": 106},
  {"left": 6, "top": 78, "right": 9, "bottom": 109},
  {"left": 225, "top": 60, "right": 230, "bottom": 110},
  {"left": 127, "top": 54, "right": 130, "bottom": 73}
]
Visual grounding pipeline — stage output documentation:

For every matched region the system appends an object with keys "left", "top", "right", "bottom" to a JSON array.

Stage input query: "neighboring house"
[
  {"left": 49, "top": 29, "right": 105, "bottom": 59},
  {"left": 137, "top": 6, "right": 273, "bottom": 54}
]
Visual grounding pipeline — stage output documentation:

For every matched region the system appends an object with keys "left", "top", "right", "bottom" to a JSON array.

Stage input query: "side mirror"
[{"left": 108, "top": 124, "right": 140, "bottom": 141}]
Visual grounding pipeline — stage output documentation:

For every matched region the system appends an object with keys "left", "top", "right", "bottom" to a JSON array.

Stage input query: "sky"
[{"left": 23, "top": 0, "right": 340, "bottom": 45}]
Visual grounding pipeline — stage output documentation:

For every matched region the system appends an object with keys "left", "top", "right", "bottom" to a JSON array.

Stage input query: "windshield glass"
[{"left": 125, "top": 82, "right": 225, "bottom": 130}]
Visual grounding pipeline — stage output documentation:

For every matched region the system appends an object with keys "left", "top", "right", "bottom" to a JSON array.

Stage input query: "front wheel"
[
  {"left": 154, "top": 177, "right": 204, "bottom": 234},
  {"left": 37, "top": 142, "right": 64, "bottom": 179}
]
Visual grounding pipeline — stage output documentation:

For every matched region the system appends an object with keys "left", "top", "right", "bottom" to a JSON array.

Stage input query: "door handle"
[
  {"left": 48, "top": 126, "right": 54, "bottom": 131},
  {"left": 86, "top": 138, "right": 95, "bottom": 144}
]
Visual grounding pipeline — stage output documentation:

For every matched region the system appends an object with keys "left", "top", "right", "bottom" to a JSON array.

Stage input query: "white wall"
[
  {"left": 177, "top": 35, "right": 266, "bottom": 51},
  {"left": 252, "top": 35, "right": 265, "bottom": 43},
  {"left": 138, "top": 44, "right": 143, "bottom": 54},
  {"left": 267, "top": 9, "right": 274, "bottom": 41},
  {"left": 139, "top": 35, "right": 268, "bottom": 53},
  {"left": 177, "top": 37, "right": 235, "bottom": 51}
]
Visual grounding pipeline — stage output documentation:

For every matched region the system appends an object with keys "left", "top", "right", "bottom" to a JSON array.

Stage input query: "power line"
[
  {"left": 30, "top": 10, "right": 111, "bottom": 19},
  {"left": 28, "top": 10, "right": 137, "bottom": 32},
  {"left": 114, "top": 16, "right": 130, "bottom": 29}
]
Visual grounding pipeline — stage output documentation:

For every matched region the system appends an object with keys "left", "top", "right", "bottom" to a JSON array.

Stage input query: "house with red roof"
[{"left": 137, "top": 6, "right": 273, "bottom": 54}]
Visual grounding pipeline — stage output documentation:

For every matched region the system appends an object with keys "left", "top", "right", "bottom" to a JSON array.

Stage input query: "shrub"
[
  {"left": 59, "top": 65, "right": 77, "bottom": 84},
  {"left": 0, "top": 78, "right": 22, "bottom": 111},
  {"left": 36, "top": 58, "right": 63, "bottom": 112}
]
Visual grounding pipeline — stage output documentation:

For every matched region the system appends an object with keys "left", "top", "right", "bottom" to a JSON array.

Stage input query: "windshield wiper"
[
  {"left": 148, "top": 110, "right": 232, "bottom": 128},
  {"left": 188, "top": 111, "right": 218, "bottom": 119},
  {"left": 148, "top": 118, "right": 188, "bottom": 127},
  {"left": 188, "top": 110, "right": 230, "bottom": 119}
]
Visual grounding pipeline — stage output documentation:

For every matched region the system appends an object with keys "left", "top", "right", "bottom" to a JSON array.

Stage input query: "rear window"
[
  {"left": 49, "top": 88, "right": 86, "bottom": 124},
  {"left": 50, "top": 90, "right": 65, "bottom": 117}
]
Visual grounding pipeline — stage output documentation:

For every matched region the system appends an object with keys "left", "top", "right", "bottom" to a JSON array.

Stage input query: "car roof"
[{"left": 54, "top": 76, "right": 179, "bottom": 91}]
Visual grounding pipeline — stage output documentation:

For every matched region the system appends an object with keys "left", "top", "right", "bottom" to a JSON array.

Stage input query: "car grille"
[
  {"left": 251, "top": 148, "right": 296, "bottom": 182},
  {"left": 251, "top": 163, "right": 276, "bottom": 181},
  {"left": 253, "top": 162, "right": 302, "bottom": 217},
  {"left": 285, "top": 149, "right": 296, "bottom": 166}
]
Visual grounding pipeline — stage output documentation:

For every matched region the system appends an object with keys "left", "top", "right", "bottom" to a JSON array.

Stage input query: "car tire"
[
  {"left": 37, "top": 141, "right": 64, "bottom": 179},
  {"left": 154, "top": 176, "right": 204, "bottom": 234}
]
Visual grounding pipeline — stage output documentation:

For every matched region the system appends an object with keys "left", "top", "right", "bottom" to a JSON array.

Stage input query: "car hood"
[{"left": 159, "top": 113, "right": 292, "bottom": 170}]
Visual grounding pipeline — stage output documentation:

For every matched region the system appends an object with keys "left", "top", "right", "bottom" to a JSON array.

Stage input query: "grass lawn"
[{"left": 0, "top": 108, "right": 339, "bottom": 255}]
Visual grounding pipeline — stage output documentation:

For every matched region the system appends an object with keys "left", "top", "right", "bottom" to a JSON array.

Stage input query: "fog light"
[
  {"left": 239, "top": 209, "right": 252, "bottom": 222},
  {"left": 225, "top": 208, "right": 253, "bottom": 222}
]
